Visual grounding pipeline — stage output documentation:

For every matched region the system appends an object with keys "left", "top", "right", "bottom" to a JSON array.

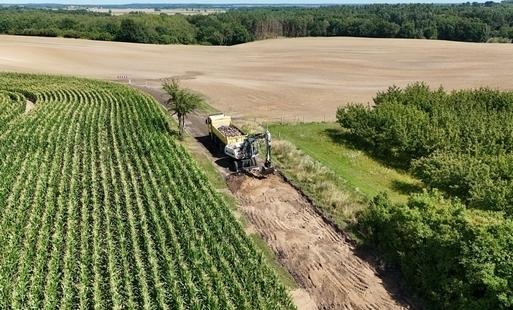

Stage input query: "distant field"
[
  {"left": 87, "top": 8, "right": 225, "bottom": 15},
  {"left": 1, "top": 36, "right": 512, "bottom": 123}
]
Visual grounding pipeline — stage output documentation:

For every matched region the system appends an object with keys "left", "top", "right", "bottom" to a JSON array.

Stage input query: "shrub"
[{"left": 358, "top": 191, "right": 513, "bottom": 309}]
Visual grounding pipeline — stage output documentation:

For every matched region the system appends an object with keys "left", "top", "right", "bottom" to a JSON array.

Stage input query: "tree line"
[
  {"left": 1, "top": 2, "right": 513, "bottom": 45},
  {"left": 338, "top": 84, "right": 513, "bottom": 309}
]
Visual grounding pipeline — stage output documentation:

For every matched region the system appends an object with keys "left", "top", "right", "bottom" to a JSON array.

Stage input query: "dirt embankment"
[
  {"left": 227, "top": 173, "right": 416, "bottom": 310},
  {"left": 137, "top": 85, "right": 419, "bottom": 310}
]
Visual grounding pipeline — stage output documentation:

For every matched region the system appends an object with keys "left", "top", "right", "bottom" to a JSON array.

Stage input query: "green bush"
[
  {"left": 338, "top": 84, "right": 513, "bottom": 213},
  {"left": 358, "top": 191, "right": 513, "bottom": 309},
  {"left": 486, "top": 37, "right": 512, "bottom": 43}
]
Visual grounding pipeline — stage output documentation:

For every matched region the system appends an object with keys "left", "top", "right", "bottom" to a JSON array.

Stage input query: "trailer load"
[{"left": 206, "top": 113, "right": 246, "bottom": 151}]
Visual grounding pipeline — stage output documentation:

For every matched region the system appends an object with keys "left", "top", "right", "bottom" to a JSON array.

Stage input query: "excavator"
[{"left": 224, "top": 131, "right": 275, "bottom": 175}]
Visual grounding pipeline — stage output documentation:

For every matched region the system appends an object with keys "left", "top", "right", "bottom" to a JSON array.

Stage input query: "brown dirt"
[
  {"left": 227, "top": 173, "right": 415, "bottom": 310},
  {"left": 218, "top": 125, "right": 243, "bottom": 136},
  {"left": 2, "top": 35, "right": 513, "bottom": 122}
]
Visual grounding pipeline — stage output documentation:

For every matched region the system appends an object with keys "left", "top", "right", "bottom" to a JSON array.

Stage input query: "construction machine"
[
  {"left": 205, "top": 113, "right": 246, "bottom": 152},
  {"left": 206, "top": 113, "right": 275, "bottom": 175},
  {"left": 224, "top": 131, "right": 274, "bottom": 175}
]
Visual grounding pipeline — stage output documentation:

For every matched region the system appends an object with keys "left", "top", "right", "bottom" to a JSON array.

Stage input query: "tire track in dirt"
[{"left": 227, "top": 173, "right": 414, "bottom": 310}]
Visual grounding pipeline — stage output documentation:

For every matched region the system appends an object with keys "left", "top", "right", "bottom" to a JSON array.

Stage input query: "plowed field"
[{"left": 1, "top": 35, "right": 512, "bottom": 122}]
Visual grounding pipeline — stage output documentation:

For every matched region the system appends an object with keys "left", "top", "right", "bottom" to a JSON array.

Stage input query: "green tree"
[
  {"left": 196, "top": 26, "right": 224, "bottom": 45},
  {"left": 115, "top": 18, "right": 148, "bottom": 43},
  {"left": 358, "top": 190, "right": 513, "bottom": 309},
  {"left": 222, "top": 22, "right": 253, "bottom": 45},
  {"left": 397, "top": 21, "right": 415, "bottom": 38},
  {"left": 59, "top": 17, "right": 78, "bottom": 30},
  {"left": 162, "top": 78, "right": 203, "bottom": 137}
]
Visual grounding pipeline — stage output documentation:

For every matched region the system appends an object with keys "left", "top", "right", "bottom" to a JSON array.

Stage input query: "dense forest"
[
  {"left": 1, "top": 2, "right": 513, "bottom": 45},
  {"left": 338, "top": 84, "right": 513, "bottom": 309}
]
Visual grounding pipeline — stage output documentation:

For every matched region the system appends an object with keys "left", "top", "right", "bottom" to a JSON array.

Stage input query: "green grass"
[
  {"left": 268, "top": 122, "right": 422, "bottom": 203},
  {"left": 198, "top": 100, "right": 219, "bottom": 114}
]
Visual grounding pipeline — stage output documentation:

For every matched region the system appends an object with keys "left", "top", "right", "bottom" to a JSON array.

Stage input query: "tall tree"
[
  {"left": 116, "top": 18, "right": 148, "bottom": 43},
  {"left": 162, "top": 78, "right": 203, "bottom": 137}
]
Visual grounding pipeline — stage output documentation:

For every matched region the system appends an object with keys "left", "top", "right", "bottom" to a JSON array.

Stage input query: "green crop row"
[{"left": 0, "top": 72, "right": 295, "bottom": 309}]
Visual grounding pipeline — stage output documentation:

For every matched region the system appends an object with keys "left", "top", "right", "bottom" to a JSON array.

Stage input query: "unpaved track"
[
  {"left": 227, "top": 174, "right": 413, "bottom": 310},
  {"left": 139, "top": 85, "right": 417, "bottom": 310}
]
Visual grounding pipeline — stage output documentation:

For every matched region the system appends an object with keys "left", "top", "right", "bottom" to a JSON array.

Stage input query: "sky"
[{"left": 0, "top": 0, "right": 491, "bottom": 4}]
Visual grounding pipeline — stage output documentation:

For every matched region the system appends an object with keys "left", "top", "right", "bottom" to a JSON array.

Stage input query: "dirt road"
[
  {"left": 138, "top": 85, "right": 418, "bottom": 309},
  {"left": 227, "top": 173, "right": 414, "bottom": 310}
]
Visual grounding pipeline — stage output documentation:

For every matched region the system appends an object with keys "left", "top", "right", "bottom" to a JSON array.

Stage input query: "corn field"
[{"left": 0, "top": 73, "right": 295, "bottom": 309}]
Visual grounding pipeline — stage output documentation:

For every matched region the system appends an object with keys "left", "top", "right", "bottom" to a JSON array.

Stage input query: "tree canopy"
[
  {"left": 1, "top": 2, "right": 513, "bottom": 45},
  {"left": 339, "top": 84, "right": 513, "bottom": 309},
  {"left": 162, "top": 78, "right": 203, "bottom": 138}
]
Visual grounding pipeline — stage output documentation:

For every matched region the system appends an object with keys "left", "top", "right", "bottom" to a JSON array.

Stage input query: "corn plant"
[{"left": 0, "top": 72, "right": 296, "bottom": 310}]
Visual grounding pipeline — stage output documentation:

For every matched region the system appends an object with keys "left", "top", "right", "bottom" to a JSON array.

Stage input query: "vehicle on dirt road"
[
  {"left": 206, "top": 113, "right": 274, "bottom": 174},
  {"left": 206, "top": 113, "right": 246, "bottom": 150}
]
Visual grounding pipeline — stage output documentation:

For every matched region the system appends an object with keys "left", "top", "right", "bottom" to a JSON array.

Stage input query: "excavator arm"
[
  {"left": 243, "top": 131, "right": 273, "bottom": 173},
  {"left": 227, "top": 130, "right": 274, "bottom": 175},
  {"left": 262, "top": 131, "right": 272, "bottom": 169}
]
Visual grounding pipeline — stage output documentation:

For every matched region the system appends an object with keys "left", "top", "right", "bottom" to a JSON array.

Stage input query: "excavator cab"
[
  {"left": 225, "top": 131, "right": 275, "bottom": 175},
  {"left": 241, "top": 138, "right": 260, "bottom": 159}
]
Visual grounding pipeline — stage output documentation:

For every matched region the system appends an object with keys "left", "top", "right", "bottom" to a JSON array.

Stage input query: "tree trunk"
[{"left": 179, "top": 114, "right": 185, "bottom": 136}]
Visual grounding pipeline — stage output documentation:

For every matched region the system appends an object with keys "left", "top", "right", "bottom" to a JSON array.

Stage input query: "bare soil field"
[{"left": 1, "top": 35, "right": 512, "bottom": 122}]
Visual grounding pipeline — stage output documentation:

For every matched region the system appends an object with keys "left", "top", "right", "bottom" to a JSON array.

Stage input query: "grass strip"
[{"left": 268, "top": 122, "right": 422, "bottom": 204}]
